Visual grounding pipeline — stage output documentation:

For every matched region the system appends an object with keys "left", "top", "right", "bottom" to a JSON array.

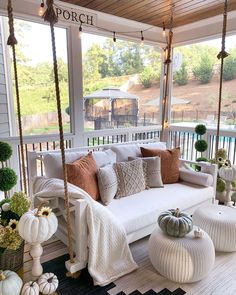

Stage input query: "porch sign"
[{"left": 55, "top": 5, "right": 97, "bottom": 26}]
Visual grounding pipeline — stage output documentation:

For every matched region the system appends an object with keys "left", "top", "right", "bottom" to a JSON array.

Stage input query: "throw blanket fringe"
[{"left": 34, "top": 177, "right": 138, "bottom": 286}]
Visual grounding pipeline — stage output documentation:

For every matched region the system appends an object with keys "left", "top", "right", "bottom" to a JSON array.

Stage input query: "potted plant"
[
  {"left": 0, "top": 141, "right": 31, "bottom": 271},
  {"left": 0, "top": 192, "right": 30, "bottom": 271}
]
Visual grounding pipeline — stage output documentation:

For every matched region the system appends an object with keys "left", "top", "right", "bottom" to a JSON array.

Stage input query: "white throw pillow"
[
  {"left": 44, "top": 149, "right": 117, "bottom": 179},
  {"left": 110, "top": 144, "right": 141, "bottom": 162},
  {"left": 179, "top": 167, "right": 213, "bottom": 187},
  {"left": 114, "top": 159, "right": 146, "bottom": 198},
  {"left": 139, "top": 142, "right": 167, "bottom": 150},
  {"left": 128, "top": 156, "right": 163, "bottom": 188},
  {"left": 44, "top": 151, "right": 87, "bottom": 179},
  {"left": 109, "top": 142, "right": 166, "bottom": 162},
  {"left": 97, "top": 165, "right": 118, "bottom": 205}
]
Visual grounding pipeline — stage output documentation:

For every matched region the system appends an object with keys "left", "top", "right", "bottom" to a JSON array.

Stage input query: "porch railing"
[{"left": 1, "top": 123, "right": 236, "bottom": 194}]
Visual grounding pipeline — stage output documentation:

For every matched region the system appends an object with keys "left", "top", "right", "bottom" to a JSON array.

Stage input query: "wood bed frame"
[{"left": 28, "top": 140, "right": 218, "bottom": 274}]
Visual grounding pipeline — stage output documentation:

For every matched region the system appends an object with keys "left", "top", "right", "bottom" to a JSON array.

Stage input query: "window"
[
  {"left": 172, "top": 35, "right": 236, "bottom": 127},
  {"left": 3, "top": 17, "right": 70, "bottom": 136},
  {"left": 81, "top": 33, "right": 162, "bottom": 130}
]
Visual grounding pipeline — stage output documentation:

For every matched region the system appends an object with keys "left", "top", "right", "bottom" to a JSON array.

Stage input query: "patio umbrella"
[
  {"left": 144, "top": 97, "right": 190, "bottom": 106},
  {"left": 84, "top": 87, "right": 139, "bottom": 101}
]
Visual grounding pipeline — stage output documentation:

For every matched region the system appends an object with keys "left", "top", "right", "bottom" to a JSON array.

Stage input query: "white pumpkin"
[
  {"left": 18, "top": 208, "right": 58, "bottom": 244},
  {"left": 0, "top": 270, "right": 23, "bottom": 295},
  {"left": 38, "top": 273, "right": 58, "bottom": 295},
  {"left": 21, "top": 281, "right": 39, "bottom": 295},
  {"left": 219, "top": 166, "right": 236, "bottom": 182}
]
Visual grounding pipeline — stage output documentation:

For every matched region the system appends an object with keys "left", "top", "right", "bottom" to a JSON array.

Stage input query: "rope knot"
[
  {"left": 7, "top": 0, "right": 17, "bottom": 46},
  {"left": 217, "top": 50, "right": 229, "bottom": 60},
  {"left": 43, "top": 0, "right": 58, "bottom": 25}
]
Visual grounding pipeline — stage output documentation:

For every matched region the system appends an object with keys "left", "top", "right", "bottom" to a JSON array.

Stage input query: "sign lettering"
[{"left": 56, "top": 6, "right": 97, "bottom": 26}]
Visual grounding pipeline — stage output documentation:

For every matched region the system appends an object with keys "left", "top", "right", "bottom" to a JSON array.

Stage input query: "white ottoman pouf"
[
  {"left": 148, "top": 226, "right": 215, "bottom": 283},
  {"left": 193, "top": 204, "right": 236, "bottom": 252}
]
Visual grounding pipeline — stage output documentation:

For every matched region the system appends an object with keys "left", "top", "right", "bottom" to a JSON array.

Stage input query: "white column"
[{"left": 67, "top": 25, "right": 84, "bottom": 147}]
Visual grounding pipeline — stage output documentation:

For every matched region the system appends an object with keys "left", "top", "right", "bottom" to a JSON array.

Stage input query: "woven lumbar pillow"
[
  {"left": 114, "top": 158, "right": 146, "bottom": 198},
  {"left": 128, "top": 156, "right": 163, "bottom": 188},
  {"left": 66, "top": 152, "right": 99, "bottom": 201},
  {"left": 141, "top": 147, "right": 180, "bottom": 184},
  {"left": 97, "top": 164, "right": 118, "bottom": 205}
]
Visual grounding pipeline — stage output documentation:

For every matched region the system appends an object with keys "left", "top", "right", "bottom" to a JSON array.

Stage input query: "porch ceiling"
[{"left": 60, "top": 0, "right": 236, "bottom": 28}]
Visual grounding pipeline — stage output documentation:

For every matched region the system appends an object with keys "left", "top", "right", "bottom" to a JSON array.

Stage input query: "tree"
[
  {"left": 139, "top": 67, "right": 155, "bottom": 88},
  {"left": 174, "top": 62, "right": 188, "bottom": 86},
  {"left": 193, "top": 54, "right": 214, "bottom": 84},
  {"left": 223, "top": 51, "right": 236, "bottom": 81}
]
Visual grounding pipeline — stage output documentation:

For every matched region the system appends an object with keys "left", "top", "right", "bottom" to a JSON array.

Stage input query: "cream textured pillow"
[
  {"left": 128, "top": 156, "right": 163, "bottom": 188},
  {"left": 97, "top": 165, "right": 118, "bottom": 205},
  {"left": 114, "top": 159, "right": 146, "bottom": 198}
]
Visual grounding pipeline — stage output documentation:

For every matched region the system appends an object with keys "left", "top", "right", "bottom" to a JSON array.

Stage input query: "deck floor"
[{"left": 23, "top": 236, "right": 236, "bottom": 295}]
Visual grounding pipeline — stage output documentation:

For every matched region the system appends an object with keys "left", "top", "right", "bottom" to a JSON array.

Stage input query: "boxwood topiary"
[
  {"left": 195, "top": 139, "right": 208, "bottom": 153},
  {"left": 195, "top": 124, "right": 207, "bottom": 136},
  {"left": 0, "top": 142, "right": 12, "bottom": 162},
  {"left": 0, "top": 167, "right": 17, "bottom": 192}
]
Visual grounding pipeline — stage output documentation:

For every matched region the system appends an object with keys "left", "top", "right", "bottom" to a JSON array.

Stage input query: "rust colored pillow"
[
  {"left": 141, "top": 147, "right": 180, "bottom": 184},
  {"left": 66, "top": 152, "right": 99, "bottom": 201}
]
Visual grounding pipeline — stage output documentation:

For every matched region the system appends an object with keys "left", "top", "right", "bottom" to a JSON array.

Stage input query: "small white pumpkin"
[
  {"left": 0, "top": 270, "right": 23, "bottom": 295},
  {"left": 21, "top": 281, "right": 39, "bottom": 295},
  {"left": 38, "top": 273, "right": 58, "bottom": 295},
  {"left": 18, "top": 207, "right": 58, "bottom": 244},
  {"left": 219, "top": 166, "right": 236, "bottom": 182}
]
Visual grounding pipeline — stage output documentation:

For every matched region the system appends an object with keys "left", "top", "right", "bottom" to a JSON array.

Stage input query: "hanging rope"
[
  {"left": 43, "top": 0, "right": 74, "bottom": 265},
  {"left": 7, "top": 0, "right": 27, "bottom": 194},
  {"left": 161, "top": 14, "right": 173, "bottom": 142},
  {"left": 215, "top": 0, "right": 229, "bottom": 154}
]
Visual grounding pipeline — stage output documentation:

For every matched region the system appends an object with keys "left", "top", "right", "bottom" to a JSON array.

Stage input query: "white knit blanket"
[{"left": 33, "top": 177, "right": 138, "bottom": 286}]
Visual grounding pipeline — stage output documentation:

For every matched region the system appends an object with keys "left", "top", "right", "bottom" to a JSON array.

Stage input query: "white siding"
[{"left": 0, "top": 22, "right": 10, "bottom": 137}]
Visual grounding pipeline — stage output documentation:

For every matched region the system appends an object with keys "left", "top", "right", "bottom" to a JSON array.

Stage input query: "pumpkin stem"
[
  {"left": 0, "top": 271, "right": 6, "bottom": 281},
  {"left": 48, "top": 276, "right": 54, "bottom": 283},
  {"left": 175, "top": 208, "right": 180, "bottom": 217}
]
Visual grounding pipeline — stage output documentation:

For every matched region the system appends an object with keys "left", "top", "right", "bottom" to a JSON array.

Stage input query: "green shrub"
[
  {"left": 195, "top": 124, "right": 207, "bottom": 135},
  {"left": 0, "top": 142, "right": 12, "bottom": 162},
  {"left": 0, "top": 168, "right": 17, "bottom": 192},
  {"left": 139, "top": 67, "right": 155, "bottom": 88},
  {"left": 174, "top": 63, "right": 188, "bottom": 86},
  {"left": 223, "top": 55, "right": 236, "bottom": 81},
  {"left": 193, "top": 54, "right": 214, "bottom": 84},
  {"left": 195, "top": 140, "right": 208, "bottom": 152}
]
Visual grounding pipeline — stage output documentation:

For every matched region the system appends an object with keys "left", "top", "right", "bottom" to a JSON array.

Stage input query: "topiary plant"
[
  {"left": 0, "top": 142, "right": 12, "bottom": 162},
  {"left": 194, "top": 124, "right": 208, "bottom": 170},
  {"left": 0, "top": 168, "right": 17, "bottom": 192},
  {"left": 0, "top": 142, "right": 18, "bottom": 198}
]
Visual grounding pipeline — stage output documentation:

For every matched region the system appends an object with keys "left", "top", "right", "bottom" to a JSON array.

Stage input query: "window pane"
[
  {"left": 172, "top": 36, "right": 236, "bottom": 127},
  {"left": 82, "top": 33, "right": 161, "bottom": 130},
  {"left": 5, "top": 17, "right": 70, "bottom": 136}
]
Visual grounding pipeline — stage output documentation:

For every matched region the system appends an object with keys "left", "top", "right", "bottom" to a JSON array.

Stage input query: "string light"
[
  {"left": 140, "top": 30, "right": 144, "bottom": 46},
  {"left": 113, "top": 31, "right": 116, "bottom": 42},
  {"left": 38, "top": 0, "right": 45, "bottom": 17},
  {"left": 162, "top": 22, "right": 166, "bottom": 37},
  {"left": 78, "top": 23, "right": 83, "bottom": 38},
  {"left": 164, "top": 120, "right": 169, "bottom": 129}
]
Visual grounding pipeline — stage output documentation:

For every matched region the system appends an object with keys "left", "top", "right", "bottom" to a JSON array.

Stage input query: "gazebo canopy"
[
  {"left": 144, "top": 97, "right": 190, "bottom": 106},
  {"left": 84, "top": 87, "right": 139, "bottom": 101}
]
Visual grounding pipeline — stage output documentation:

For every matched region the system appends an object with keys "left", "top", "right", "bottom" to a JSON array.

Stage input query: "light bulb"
[
  {"left": 162, "top": 22, "right": 166, "bottom": 38},
  {"left": 78, "top": 24, "right": 83, "bottom": 38},
  {"left": 140, "top": 31, "right": 144, "bottom": 47},
  {"left": 38, "top": 2, "right": 45, "bottom": 17}
]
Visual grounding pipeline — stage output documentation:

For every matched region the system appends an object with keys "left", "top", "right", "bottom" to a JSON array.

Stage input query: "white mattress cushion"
[{"left": 107, "top": 183, "right": 213, "bottom": 235}]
